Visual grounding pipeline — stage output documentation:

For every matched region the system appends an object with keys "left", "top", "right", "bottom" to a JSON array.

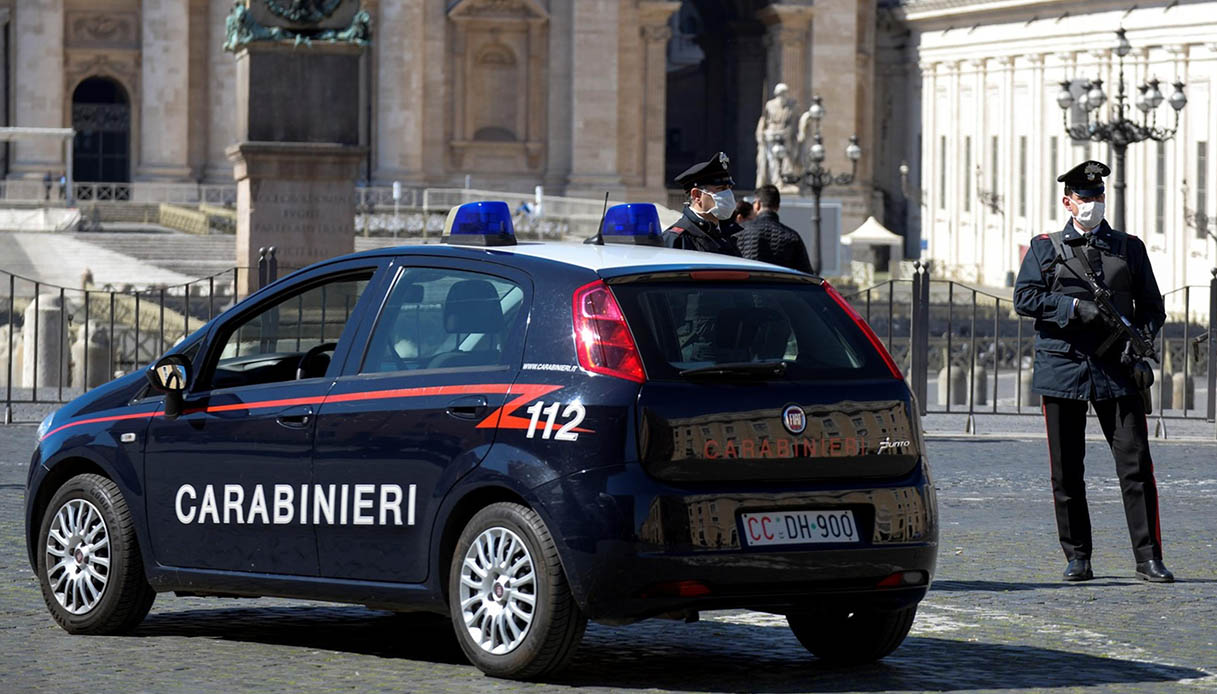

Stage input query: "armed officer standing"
[
  {"left": 1014, "top": 160, "right": 1173, "bottom": 583},
  {"left": 663, "top": 152, "right": 743, "bottom": 256}
]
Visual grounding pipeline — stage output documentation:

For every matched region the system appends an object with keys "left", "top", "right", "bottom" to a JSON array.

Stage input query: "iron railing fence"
[
  {"left": 5, "top": 252, "right": 1215, "bottom": 438},
  {"left": 1, "top": 265, "right": 260, "bottom": 423},
  {"left": 844, "top": 264, "right": 1217, "bottom": 437}
]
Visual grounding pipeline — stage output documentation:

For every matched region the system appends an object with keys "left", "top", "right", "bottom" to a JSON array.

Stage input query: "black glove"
[{"left": 1074, "top": 299, "right": 1101, "bottom": 325}]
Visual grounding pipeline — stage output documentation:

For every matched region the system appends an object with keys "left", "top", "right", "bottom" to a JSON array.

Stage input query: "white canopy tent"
[
  {"left": 0, "top": 127, "right": 76, "bottom": 205},
  {"left": 840, "top": 215, "right": 903, "bottom": 251}
]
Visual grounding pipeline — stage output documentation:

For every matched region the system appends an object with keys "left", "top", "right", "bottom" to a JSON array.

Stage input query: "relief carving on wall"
[
  {"left": 449, "top": 0, "right": 546, "bottom": 22},
  {"left": 67, "top": 12, "right": 139, "bottom": 49}
]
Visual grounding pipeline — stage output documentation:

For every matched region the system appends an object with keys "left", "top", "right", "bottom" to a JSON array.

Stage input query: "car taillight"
[
  {"left": 823, "top": 281, "right": 903, "bottom": 380},
  {"left": 572, "top": 280, "right": 646, "bottom": 382}
]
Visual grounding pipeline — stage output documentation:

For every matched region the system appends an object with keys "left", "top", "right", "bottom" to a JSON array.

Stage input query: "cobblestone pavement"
[{"left": 1, "top": 424, "right": 1214, "bottom": 693}]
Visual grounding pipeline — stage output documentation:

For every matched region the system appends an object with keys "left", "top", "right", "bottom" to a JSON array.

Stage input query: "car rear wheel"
[
  {"left": 787, "top": 605, "right": 917, "bottom": 664},
  {"left": 448, "top": 502, "right": 586, "bottom": 679},
  {"left": 37, "top": 473, "right": 155, "bottom": 634}
]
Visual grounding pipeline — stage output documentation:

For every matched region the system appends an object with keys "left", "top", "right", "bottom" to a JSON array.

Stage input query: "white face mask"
[
  {"left": 708, "top": 189, "right": 736, "bottom": 221},
  {"left": 1072, "top": 200, "right": 1104, "bottom": 229}
]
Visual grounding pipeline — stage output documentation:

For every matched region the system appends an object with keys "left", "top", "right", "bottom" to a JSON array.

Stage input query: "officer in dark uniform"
[
  {"left": 1014, "top": 160, "right": 1173, "bottom": 583},
  {"left": 663, "top": 152, "right": 743, "bottom": 256}
]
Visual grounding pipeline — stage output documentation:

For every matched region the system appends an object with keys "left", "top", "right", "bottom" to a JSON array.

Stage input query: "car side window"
[
  {"left": 203, "top": 273, "right": 372, "bottom": 390},
  {"left": 361, "top": 267, "right": 525, "bottom": 374}
]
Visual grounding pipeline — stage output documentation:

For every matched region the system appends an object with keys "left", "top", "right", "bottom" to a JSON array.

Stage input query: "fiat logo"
[{"left": 781, "top": 405, "right": 806, "bottom": 435}]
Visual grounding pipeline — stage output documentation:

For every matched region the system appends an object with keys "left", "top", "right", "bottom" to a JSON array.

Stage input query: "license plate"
[{"left": 739, "top": 510, "right": 859, "bottom": 547}]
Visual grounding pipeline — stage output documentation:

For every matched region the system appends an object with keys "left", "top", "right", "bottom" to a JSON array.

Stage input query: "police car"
[{"left": 26, "top": 201, "right": 937, "bottom": 679}]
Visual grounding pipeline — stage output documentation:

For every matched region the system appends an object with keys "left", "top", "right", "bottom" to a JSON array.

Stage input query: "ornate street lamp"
[
  {"left": 1057, "top": 28, "right": 1187, "bottom": 232},
  {"left": 783, "top": 94, "right": 862, "bottom": 274}
]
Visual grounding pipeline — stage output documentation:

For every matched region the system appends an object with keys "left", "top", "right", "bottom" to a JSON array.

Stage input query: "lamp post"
[
  {"left": 783, "top": 94, "right": 862, "bottom": 274},
  {"left": 1057, "top": 28, "right": 1187, "bottom": 233}
]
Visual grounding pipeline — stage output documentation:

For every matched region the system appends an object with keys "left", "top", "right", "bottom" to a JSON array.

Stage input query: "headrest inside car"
[{"left": 443, "top": 279, "right": 504, "bottom": 334}]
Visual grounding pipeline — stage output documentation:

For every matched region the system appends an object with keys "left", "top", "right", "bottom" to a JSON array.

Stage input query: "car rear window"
[{"left": 609, "top": 279, "right": 893, "bottom": 381}]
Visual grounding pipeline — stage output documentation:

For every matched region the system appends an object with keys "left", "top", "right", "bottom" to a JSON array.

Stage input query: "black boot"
[
  {"left": 1063, "top": 558, "right": 1093, "bottom": 581},
  {"left": 1135, "top": 559, "right": 1175, "bottom": 583}
]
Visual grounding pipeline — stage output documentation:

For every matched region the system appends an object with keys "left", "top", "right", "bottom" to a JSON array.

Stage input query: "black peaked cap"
[
  {"left": 674, "top": 152, "right": 735, "bottom": 191},
  {"left": 1057, "top": 160, "right": 1111, "bottom": 197}
]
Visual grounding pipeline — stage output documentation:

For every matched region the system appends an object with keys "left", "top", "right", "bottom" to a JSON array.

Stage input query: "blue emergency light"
[
  {"left": 600, "top": 203, "right": 662, "bottom": 246},
  {"left": 442, "top": 201, "right": 517, "bottom": 246}
]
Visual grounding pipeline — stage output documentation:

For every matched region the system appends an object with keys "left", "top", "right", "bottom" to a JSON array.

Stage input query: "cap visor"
[{"left": 1071, "top": 186, "right": 1104, "bottom": 197}]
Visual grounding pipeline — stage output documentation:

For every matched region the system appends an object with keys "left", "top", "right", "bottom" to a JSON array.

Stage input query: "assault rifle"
[{"left": 1052, "top": 255, "right": 1158, "bottom": 412}]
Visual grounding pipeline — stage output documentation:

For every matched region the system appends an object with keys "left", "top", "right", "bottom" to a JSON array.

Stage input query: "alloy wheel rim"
[
  {"left": 458, "top": 526, "right": 537, "bottom": 654},
  {"left": 45, "top": 499, "right": 111, "bottom": 615}
]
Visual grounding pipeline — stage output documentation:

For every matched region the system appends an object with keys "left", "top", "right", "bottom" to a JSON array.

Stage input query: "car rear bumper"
[{"left": 529, "top": 463, "right": 938, "bottom": 622}]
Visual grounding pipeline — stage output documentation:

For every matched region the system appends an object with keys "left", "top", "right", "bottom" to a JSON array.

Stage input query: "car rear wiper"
[{"left": 678, "top": 361, "right": 788, "bottom": 379}]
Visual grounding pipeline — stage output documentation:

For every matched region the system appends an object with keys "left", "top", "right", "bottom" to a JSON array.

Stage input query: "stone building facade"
[
  {"left": 877, "top": 0, "right": 1217, "bottom": 311},
  {"left": 1, "top": 0, "right": 878, "bottom": 225}
]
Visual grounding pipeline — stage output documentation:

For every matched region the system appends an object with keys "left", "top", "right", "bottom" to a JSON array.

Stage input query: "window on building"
[
  {"left": 1156, "top": 141, "right": 1166, "bottom": 235},
  {"left": 939, "top": 136, "right": 947, "bottom": 210},
  {"left": 1050, "top": 136, "right": 1059, "bottom": 215},
  {"left": 990, "top": 136, "right": 999, "bottom": 197},
  {"left": 1019, "top": 136, "right": 1028, "bottom": 218},
  {"left": 964, "top": 136, "right": 972, "bottom": 212},
  {"left": 1198, "top": 141, "right": 1209, "bottom": 239}
]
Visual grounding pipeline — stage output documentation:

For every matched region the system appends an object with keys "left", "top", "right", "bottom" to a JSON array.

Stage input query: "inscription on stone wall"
[{"left": 246, "top": 181, "right": 355, "bottom": 267}]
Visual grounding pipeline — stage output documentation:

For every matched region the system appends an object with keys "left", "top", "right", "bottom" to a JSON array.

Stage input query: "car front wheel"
[
  {"left": 37, "top": 473, "right": 155, "bottom": 634},
  {"left": 448, "top": 502, "right": 586, "bottom": 679},
  {"left": 787, "top": 605, "right": 917, "bottom": 664}
]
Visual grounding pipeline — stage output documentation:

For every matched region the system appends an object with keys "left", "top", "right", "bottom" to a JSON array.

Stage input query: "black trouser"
[{"left": 1042, "top": 394, "right": 1163, "bottom": 563}]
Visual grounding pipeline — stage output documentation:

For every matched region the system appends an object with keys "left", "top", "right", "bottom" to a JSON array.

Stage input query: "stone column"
[
  {"left": 566, "top": 0, "right": 623, "bottom": 195},
  {"left": 543, "top": 0, "right": 573, "bottom": 191},
  {"left": 205, "top": 0, "right": 237, "bottom": 181},
  {"left": 373, "top": 0, "right": 424, "bottom": 183},
  {"left": 139, "top": 0, "right": 192, "bottom": 181},
  {"left": 22, "top": 294, "right": 67, "bottom": 389},
  {"left": 922, "top": 61, "right": 937, "bottom": 261},
  {"left": 638, "top": 2, "right": 680, "bottom": 201},
  {"left": 11, "top": 0, "right": 65, "bottom": 178},
  {"left": 758, "top": 4, "right": 813, "bottom": 110}
]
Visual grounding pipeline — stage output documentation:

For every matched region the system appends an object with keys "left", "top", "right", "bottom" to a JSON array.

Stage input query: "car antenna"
[{"left": 590, "top": 192, "right": 609, "bottom": 245}]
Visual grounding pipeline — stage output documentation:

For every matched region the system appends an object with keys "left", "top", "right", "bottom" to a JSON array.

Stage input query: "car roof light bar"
[
  {"left": 599, "top": 203, "right": 663, "bottom": 247},
  {"left": 442, "top": 201, "right": 517, "bottom": 246}
]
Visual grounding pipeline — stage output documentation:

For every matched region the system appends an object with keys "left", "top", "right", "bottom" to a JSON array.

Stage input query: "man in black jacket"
[
  {"left": 1014, "top": 160, "right": 1172, "bottom": 584},
  {"left": 734, "top": 185, "right": 813, "bottom": 273}
]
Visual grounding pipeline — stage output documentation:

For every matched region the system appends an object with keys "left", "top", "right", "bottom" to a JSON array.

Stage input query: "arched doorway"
[
  {"left": 665, "top": 0, "right": 768, "bottom": 190},
  {"left": 71, "top": 77, "right": 131, "bottom": 183}
]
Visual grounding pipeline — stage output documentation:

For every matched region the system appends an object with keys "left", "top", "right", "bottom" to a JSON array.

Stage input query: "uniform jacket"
[
  {"left": 1013, "top": 220, "right": 1165, "bottom": 400},
  {"left": 662, "top": 206, "right": 742, "bottom": 256},
  {"left": 733, "top": 211, "right": 813, "bottom": 273}
]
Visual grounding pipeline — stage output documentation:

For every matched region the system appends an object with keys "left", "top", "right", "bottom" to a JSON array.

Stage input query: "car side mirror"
[{"left": 146, "top": 354, "right": 192, "bottom": 420}]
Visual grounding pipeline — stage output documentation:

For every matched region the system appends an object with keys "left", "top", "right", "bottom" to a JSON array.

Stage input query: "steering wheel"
[{"left": 296, "top": 342, "right": 337, "bottom": 380}]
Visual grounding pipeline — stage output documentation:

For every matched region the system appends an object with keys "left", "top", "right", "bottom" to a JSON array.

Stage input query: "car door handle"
[
  {"left": 447, "top": 396, "right": 488, "bottom": 420},
  {"left": 276, "top": 406, "right": 314, "bottom": 429}
]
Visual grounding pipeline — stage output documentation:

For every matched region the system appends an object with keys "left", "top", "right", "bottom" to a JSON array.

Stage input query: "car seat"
[{"left": 425, "top": 279, "right": 504, "bottom": 369}]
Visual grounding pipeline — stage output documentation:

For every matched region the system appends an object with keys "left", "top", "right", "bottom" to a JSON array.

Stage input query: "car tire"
[
  {"left": 787, "top": 605, "right": 917, "bottom": 664},
  {"left": 36, "top": 473, "right": 156, "bottom": 635},
  {"left": 448, "top": 502, "right": 586, "bottom": 680}
]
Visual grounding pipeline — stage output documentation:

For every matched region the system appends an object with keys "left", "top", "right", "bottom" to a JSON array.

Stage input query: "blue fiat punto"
[{"left": 26, "top": 202, "right": 937, "bottom": 679}]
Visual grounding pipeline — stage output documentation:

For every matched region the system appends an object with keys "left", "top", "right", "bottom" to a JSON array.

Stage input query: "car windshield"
[{"left": 609, "top": 279, "right": 891, "bottom": 381}]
